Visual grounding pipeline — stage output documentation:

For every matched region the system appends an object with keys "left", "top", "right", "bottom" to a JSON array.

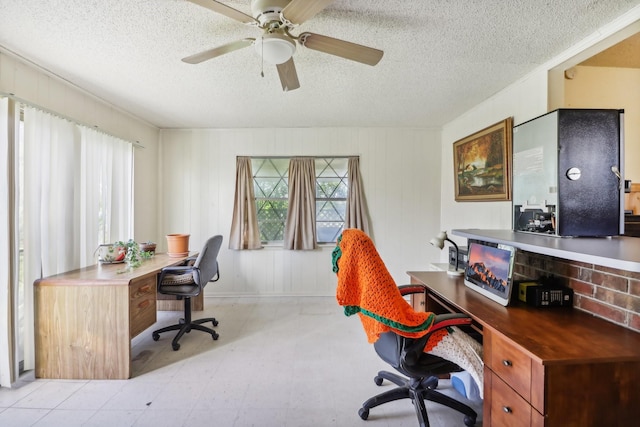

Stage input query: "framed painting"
[{"left": 453, "top": 117, "right": 513, "bottom": 202}]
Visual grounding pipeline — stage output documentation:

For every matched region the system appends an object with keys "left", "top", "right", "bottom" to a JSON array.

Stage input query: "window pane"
[
  {"left": 316, "top": 158, "right": 348, "bottom": 177},
  {"left": 253, "top": 158, "right": 289, "bottom": 243},
  {"left": 252, "top": 157, "right": 352, "bottom": 244},
  {"left": 253, "top": 158, "right": 289, "bottom": 177},
  {"left": 316, "top": 158, "right": 348, "bottom": 243},
  {"left": 255, "top": 177, "right": 288, "bottom": 198},
  {"left": 316, "top": 177, "right": 348, "bottom": 199},
  {"left": 256, "top": 199, "right": 287, "bottom": 241},
  {"left": 317, "top": 200, "right": 346, "bottom": 222},
  {"left": 317, "top": 222, "right": 344, "bottom": 244}
]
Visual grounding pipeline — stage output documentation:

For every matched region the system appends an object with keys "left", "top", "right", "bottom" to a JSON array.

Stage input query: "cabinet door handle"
[
  {"left": 138, "top": 299, "right": 150, "bottom": 309},
  {"left": 502, "top": 406, "right": 512, "bottom": 414},
  {"left": 502, "top": 360, "right": 512, "bottom": 367}
]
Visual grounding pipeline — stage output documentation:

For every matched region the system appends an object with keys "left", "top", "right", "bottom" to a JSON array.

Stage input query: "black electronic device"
[
  {"left": 526, "top": 285, "right": 574, "bottom": 307},
  {"left": 448, "top": 246, "right": 468, "bottom": 270}
]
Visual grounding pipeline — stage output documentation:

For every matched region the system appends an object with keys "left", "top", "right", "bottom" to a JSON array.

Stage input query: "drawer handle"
[
  {"left": 138, "top": 299, "right": 151, "bottom": 309},
  {"left": 138, "top": 285, "right": 151, "bottom": 294},
  {"left": 502, "top": 359, "right": 512, "bottom": 367},
  {"left": 502, "top": 406, "right": 512, "bottom": 414}
]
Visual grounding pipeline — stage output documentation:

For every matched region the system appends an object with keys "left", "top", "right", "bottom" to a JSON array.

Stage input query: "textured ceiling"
[{"left": 0, "top": 0, "right": 638, "bottom": 129}]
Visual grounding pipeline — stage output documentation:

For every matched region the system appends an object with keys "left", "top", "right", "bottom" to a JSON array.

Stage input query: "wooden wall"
[
  {"left": 159, "top": 127, "right": 444, "bottom": 296},
  {"left": 626, "top": 183, "right": 640, "bottom": 214}
]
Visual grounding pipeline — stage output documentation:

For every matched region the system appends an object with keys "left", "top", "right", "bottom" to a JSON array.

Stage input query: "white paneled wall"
[{"left": 159, "top": 127, "right": 443, "bottom": 296}]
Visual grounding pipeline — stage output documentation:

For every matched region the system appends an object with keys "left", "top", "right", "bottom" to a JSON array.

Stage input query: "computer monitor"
[{"left": 464, "top": 240, "right": 516, "bottom": 306}]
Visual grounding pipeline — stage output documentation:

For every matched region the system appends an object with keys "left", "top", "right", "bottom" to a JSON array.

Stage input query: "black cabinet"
[{"left": 512, "top": 109, "right": 624, "bottom": 237}]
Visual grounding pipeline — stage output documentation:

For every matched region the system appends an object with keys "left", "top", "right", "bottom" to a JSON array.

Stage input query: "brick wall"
[{"left": 514, "top": 251, "right": 640, "bottom": 333}]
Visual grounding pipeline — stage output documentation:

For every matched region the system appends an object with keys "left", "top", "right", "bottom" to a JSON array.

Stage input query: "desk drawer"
[
  {"left": 487, "top": 331, "right": 532, "bottom": 402},
  {"left": 488, "top": 371, "right": 544, "bottom": 427},
  {"left": 130, "top": 276, "right": 156, "bottom": 337}
]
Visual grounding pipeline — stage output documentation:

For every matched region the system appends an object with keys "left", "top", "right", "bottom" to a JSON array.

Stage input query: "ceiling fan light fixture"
[{"left": 255, "top": 33, "right": 296, "bottom": 64}]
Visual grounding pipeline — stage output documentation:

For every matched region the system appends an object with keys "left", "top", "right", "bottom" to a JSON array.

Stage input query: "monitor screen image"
[{"left": 464, "top": 240, "right": 516, "bottom": 306}]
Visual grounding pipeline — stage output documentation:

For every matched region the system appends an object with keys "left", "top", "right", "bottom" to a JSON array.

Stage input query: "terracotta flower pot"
[{"left": 166, "top": 234, "right": 190, "bottom": 257}]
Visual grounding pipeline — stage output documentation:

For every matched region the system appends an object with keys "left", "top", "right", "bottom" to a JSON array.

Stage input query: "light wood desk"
[
  {"left": 34, "top": 254, "right": 193, "bottom": 380},
  {"left": 407, "top": 271, "right": 640, "bottom": 427}
]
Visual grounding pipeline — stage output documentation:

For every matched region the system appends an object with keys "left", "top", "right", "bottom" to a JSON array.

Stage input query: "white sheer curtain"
[
  {"left": 229, "top": 157, "right": 262, "bottom": 250},
  {"left": 20, "top": 106, "right": 133, "bottom": 372},
  {"left": 80, "top": 127, "right": 133, "bottom": 265},
  {"left": 283, "top": 157, "right": 317, "bottom": 250},
  {"left": 22, "top": 107, "right": 78, "bottom": 370},
  {"left": 345, "top": 157, "right": 371, "bottom": 235},
  {"left": 0, "top": 97, "right": 17, "bottom": 386}
]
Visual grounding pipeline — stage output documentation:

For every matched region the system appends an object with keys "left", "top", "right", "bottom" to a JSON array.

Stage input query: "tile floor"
[{"left": 0, "top": 297, "right": 483, "bottom": 426}]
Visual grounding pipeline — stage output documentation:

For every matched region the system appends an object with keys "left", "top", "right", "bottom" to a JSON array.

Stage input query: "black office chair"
[
  {"left": 152, "top": 235, "right": 223, "bottom": 351},
  {"left": 333, "top": 228, "right": 479, "bottom": 427},
  {"left": 360, "top": 285, "right": 478, "bottom": 427}
]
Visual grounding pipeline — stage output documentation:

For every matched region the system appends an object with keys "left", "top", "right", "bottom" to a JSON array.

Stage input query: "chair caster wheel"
[
  {"left": 464, "top": 415, "right": 477, "bottom": 426},
  {"left": 374, "top": 376, "right": 384, "bottom": 386},
  {"left": 212, "top": 332, "right": 219, "bottom": 340},
  {"left": 358, "top": 408, "right": 369, "bottom": 420},
  {"left": 212, "top": 319, "right": 219, "bottom": 326},
  {"left": 172, "top": 342, "right": 180, "bottom": 351},
  {"left": 152, "top": 332, "right": 160, "bottom": 341}
]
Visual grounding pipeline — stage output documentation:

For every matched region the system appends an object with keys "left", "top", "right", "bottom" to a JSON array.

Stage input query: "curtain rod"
[
  {"left": 239, "top": 155, "right": 356, "bottom": 159},
  {"left": 0, "top": 91, "right": 145, "bottom": 149}
]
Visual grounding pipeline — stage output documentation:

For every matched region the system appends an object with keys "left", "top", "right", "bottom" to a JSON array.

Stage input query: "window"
[
  {"left": 252, "top": 158, "right": 289, "bottom": 242},
  {"left": 315, "top": 158, "right": 348, "bottom": 243},
  {"left": 252, "top": 157, "right": 348, "bottom": 244},
  {"left": 19, "top": 103, "right": 133, "bottom": 373}
]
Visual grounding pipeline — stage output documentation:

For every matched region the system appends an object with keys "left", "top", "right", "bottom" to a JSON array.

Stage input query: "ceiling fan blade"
[
  {"left": 182, "top": 38, "right": 255, "bottom": 64},
  {"left": 187, "top": 0, "right": 258, "bottom": 25},
  {"left": 299, "top": 32, "right": 383, "bottom": 66},
  {"left": 281, "top": 0, "right": 335, "bottom": 26},
  {"left": 276, "top": 58, "right": 300, "bottom": 92}
]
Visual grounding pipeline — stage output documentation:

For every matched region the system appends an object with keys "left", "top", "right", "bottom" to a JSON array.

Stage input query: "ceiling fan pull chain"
[{"left": 260, "top": 37, "right": 265, "bottom": 77}]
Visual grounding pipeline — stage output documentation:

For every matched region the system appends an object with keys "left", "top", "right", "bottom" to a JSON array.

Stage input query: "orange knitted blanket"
[{"left": 333, "top": 229, "right": 446, "bottom": 350}]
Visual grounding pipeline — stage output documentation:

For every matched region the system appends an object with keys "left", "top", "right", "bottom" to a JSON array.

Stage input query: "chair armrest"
[
  {"left": 161, "top": 265, "right": 195, "bottom": 274},
  {"left": 430, "top": 313, "right": 473, "bottom": 332},
  {"left": 158, "top": 265, "right": 202, "bottom": 287},
  {"left": 209, "top": 261, "right": 220, "bottom": 283},
  {"left": 183, "top": 255, "right": 197, "bottom": 266},
  {"left": 398, "top": 284, "right": 427, "bottom": 296}
]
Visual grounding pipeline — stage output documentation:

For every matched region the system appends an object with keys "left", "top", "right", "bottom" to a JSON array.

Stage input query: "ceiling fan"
[{"left": 183, "top": 0, "right": 384, "bottom": 91}]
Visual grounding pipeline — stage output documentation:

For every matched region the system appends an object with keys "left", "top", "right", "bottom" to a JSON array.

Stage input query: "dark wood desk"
[
  {"left": 34, "top": 254, "right": 192, "bottom": 380},
  {"left": 408, "top": 271, "right": 640, "bottom": 427}
]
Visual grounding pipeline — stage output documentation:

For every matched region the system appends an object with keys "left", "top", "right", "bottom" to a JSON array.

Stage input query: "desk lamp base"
[{"left": 447, "top": 268, "right": 464, "bottom": 276}]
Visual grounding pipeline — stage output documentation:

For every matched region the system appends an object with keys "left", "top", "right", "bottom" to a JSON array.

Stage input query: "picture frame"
[{"left": 453, "top": 117, "right": 513, "bottom": 202}]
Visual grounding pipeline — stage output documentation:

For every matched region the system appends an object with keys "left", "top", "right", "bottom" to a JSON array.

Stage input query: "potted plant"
[
  {"left": 95, "top": 243, "right": 126, "bottom": 263},
  {"left": 114, "top": 239, "right": 153, "bottom": 268},
  {"left": 138, "top": 241, "right": 157, "bottom": 255}
]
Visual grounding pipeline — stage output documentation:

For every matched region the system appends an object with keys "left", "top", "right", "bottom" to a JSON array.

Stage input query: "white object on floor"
[{"left": 451, "top": 370, "right": 482, "bottom": 403}]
